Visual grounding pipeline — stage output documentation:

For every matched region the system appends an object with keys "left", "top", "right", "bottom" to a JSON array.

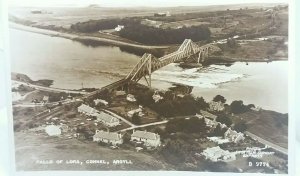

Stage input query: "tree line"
[{"left": 119, "top": 24, "right": 211, "bottom": 45}]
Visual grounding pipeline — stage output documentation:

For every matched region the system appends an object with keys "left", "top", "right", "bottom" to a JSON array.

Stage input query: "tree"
[
  {"left": 233, "top": 121, "right": 247, "bottom": 132},
  {"left": 230, "top": 100, "right": 247, "bottom": 114},
  {"left": 213, "top": 95, "right": 226, "bottom": 103},
  {"left": 212, "top": 124, "right": 224, "bottom": 136},
  {"left": 196, "top": 97, "right": 209, "bottom": 109},
  {"left": 216, "top": 115, "right": 232, "bottom": 127},
  {"left": 132, "top": 113, "right": 141, "bottom": 125}
]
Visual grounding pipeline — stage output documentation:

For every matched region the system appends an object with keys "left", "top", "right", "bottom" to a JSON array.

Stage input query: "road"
[
  {"left": 10, "top": 23, "right": 169, "bottom": 50},
  {"left": 13, "top": 99, "right": 82, "bottom": 108},
  {"left": 245, "top": 131, "right": 288, "bottom": 155},
  {"left": 118, "top": 120, "right": 168, "bottom": 132},
  {"left": 12, "top": 80, "right": 88, "bottom": 95}
]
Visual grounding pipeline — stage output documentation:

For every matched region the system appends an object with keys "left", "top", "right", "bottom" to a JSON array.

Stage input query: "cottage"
[
  {"left": 114, "top": 25, "right": 124, "bottom": 32},
  {"left": 115, "top": 90, "right": 126, "bottom": 96},
  {"left": 251, "top": 106, "right": 261, "bottom": 111},
  {"left": 209, "top": 101, "right": 225, "bottom": 112},
  {"left": 95, "top": 112, "right": 120, "bottom": 127},
  {"left": 78, "top": 104, "right": 98, "bottom": 116},
  {"left": 45, "top": 125, "right": 61, "bottom": 136},
  {"left": 131, "top": 130, "right": 161, "bottom": 147},
  {"left": 204, "top": 118, "right": 218, "bottom": 127},
  {"left": 152, "top": 91, "right": 163, "bottom": 103},
  {"left": 126, "top": 94, "right": 136, "bottom": 102},
  {"left": 224, "top": 128, "right": 245, "bottom": 143},
  {"left": 93, "top": 130, "right": 123, "bottom": 146},
  {"left": 42, "top": 96, "right": 49, "bottom": 103},
  {"left": 202, "top": 146, "right": 236, "bottom": 162},
  {"left": 94, "top": 99, "right": 109, "bottom": 106},
  {"left": 200, "top": 110, "right": 217, "bottom": 121},
  {"left": 127, "top": 107, "right": 144, "bottom": 117}
]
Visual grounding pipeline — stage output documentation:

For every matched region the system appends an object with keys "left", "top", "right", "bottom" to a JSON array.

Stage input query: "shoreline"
[{"left": 9, "top": 22, "right": 169, "bottom": 50}]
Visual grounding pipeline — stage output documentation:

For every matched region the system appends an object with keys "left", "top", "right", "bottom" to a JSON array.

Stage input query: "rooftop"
[
  {"left": 96, "top": 112, "right": 119, "bottom": 123},
  {"left": 78, "top": 104, "right": 97, "bottom": 112},
  {"left": 94, "top": 130, "right": 122, "bottom": 141},
  {"left": 132, "top": 130, "right": 160, "bottom": 140}
]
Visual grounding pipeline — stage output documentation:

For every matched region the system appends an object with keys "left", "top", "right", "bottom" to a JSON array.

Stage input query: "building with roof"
[
  {"left": 202, "top": 146, "right": 236, "bottom": 162},
  {"left": 131, "top": 130, "right": 161, "bottom": 148},
  {"left": 94, "top": 99, "right": 109, "bottom": 106},
  {"left": 126, "top": 94, "right": 136, "bottom": 102},
  {"left": 200, "top": 110, "right": 217, "bottom": 121},
  {"left": 93, "top": 130, "right": 123, "bottom": 146},
  {"left": 115, "top": 90, "right": 126, "bottom": 96},
  {"left": 78, "top": 104, "right": 98, "bottom": 116},
  {"left": 42, "top": 96, "right": 49, "bottom": 103},
  {"left": 224, "top": 128, "right": 245, "bottom": 143},
  {"left": 95, "top": 112, "right": 120, "bottom": 127},
  {"left": 152, "top": 91, "right": 163, "bottom": 103},
  {"left": 127, "top": 107, "right": 144, "bottom": 118},
  {"left": 114, "top": 25, "right": 124, "bottom": 32}
]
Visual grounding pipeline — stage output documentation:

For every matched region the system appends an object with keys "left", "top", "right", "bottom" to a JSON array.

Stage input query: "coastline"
[{"left": 9, "top": 22, "right": 169, "bottom": 50}]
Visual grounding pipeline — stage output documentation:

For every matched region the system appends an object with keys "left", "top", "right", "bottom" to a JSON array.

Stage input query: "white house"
[
  {"left": 251, "top": 106, "right": 261, "bottom": 111},
  {"left": 93, "top": 130, "right": 123, "bottom": 146},
  {"left": 126, "top": 94, "right": 136, "bottom": 102},
  {"left": 127, "top": 107, "right": 144, "bottom": 118},
  {"left": 202, "top": 146, "right": 236, "bottom": 162},
  {"left": 152, "top": 91, "right": 163, "bottom": 103},
  {"left": 42, "top": 96, "right": 49, "bottom": 104},
  {"left": 224, "top": 128, "right": 245, "bottom": 143},
  {"left": 131, "top": 130, "right": 161, "bottom": 148},
  {"left": 94, "top": 99, "right": 109, "bottom": 106},
  {"left": 114, "top": 25, "right": 124, "bottom": 32},
  {"left": 200, "top": 110, "right": 217, "bottom": 121},
  {"left": 95, "top": 112, "right": 120, "bottom": 127},
  {"left": 209, "top": 101, "right": 225, "bottom": 112},
  {"left": 78, "top": 104, "right": 98, "bottom": 116},
  {"left": 115, "top": 90, "right": 126, "bottom": 96}
]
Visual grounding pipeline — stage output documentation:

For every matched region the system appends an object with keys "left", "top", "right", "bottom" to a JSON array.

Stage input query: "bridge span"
[{"left": 83, "top": 39, "right": 220, "bottom": 99}]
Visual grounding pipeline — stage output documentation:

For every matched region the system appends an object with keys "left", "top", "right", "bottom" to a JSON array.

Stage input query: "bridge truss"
[{"left": 125, "top": 39, "right": 220, "bottom": 87}]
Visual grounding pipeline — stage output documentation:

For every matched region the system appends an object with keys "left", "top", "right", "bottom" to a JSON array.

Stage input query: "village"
[{"left": 11, "top": 78, "right": 288, "bottom": 173}]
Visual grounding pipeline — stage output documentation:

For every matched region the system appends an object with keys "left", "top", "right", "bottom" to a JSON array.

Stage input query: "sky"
[{"left": 9, "top": 0, "right": 289, "bottom": 7}]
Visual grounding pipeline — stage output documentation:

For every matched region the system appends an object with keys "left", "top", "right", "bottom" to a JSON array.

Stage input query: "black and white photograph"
[{"left": 3, "top": 0, "right": 293, "bottom": 174}]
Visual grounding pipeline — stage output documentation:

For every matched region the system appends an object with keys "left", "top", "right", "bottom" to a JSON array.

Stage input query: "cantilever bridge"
[
  {"left": 125, "top": 39, "right": 219, "bottom": 87},
  {"left": 84, "top": 39, "right": 219, "bottom": 99}
]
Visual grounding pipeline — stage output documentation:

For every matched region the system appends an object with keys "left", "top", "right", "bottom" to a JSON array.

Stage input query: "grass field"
[{"left": 14, "top": 131, "right": 171, "bottom": 171}]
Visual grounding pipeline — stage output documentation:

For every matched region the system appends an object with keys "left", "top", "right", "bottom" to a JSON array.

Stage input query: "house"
[
  {"left": 78, "top": 104, "right": 98, "bottom": 116},
  {"left": 114, "top": 25, "right": 124, "bottom": 32},
  {"left": 224, "top": 128, "right": 245, "bottom": 143},
  {"left": 94, "top": 99, "right": 109, "bottom": 106},
  {"left": 93, "top": 130, "right": 123, "bottom": 146},
  {"left": 42, "top": 96, "right": 49, "bottom": 103},
  {"left": 209, "top": 101, "right": 225, "bottom": 112},
  {"left": 115, "top": 90, "right": 126, "bottom": 96},
  {"left": 131, "top": 130, "right": 161, "bottom": 148},
  {"left": 204, "top": 118, "right": 218, "bottom": 127},
  {"left": 127, "top": 106, "right": 144, "bottom": 117},
  {"left": 95, "top": 112, "right": 120, "bottom": 127},
  {"left": 202, "top": 146, "right": 236, "bottom": 162},
  {"left": 200, "top": 110, "right": 217, "bottom": 121},
  {"left": 251, "top": 106, "right": 261, "bottom": 111},
  {"left": 126, "top": 94, "right": 136, "bottom": 102},
  {"left": 152, "top": 91, "right": 163, "bottom": 102},
  {"left": 45, "top": 125, "right": 61, "bottom": 136},
  {"left": 154, "top": 11, "right": 171, "bottom": 17}
]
